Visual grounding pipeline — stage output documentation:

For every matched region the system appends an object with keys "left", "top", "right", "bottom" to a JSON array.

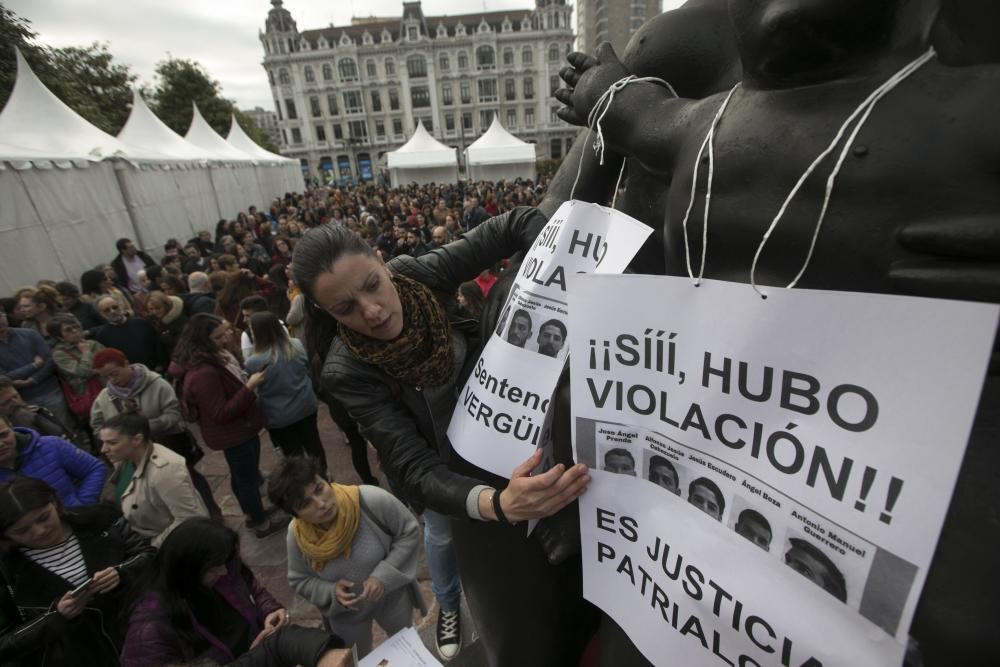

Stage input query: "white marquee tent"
[
  {"left": 465, "top": 116, "right": 537, "bottom": 182},
  {"left": 386, "top": 121, "right": 458, "bottom": 187},
  {"left": 0, "top": 50, "right": 302, "bottom": 292}
]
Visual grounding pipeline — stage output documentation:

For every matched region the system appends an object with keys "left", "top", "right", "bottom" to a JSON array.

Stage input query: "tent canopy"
[
  {"left": 227, "top": 115, "right": 292, "bottom": 163},
  {"left": 184, "top": 104, "right": 255, "bottom": 161},
  {"left": 387, "top": 121, "right": 457, "bottom": 168},
  {"left": 117, "top": 91, "right": 216, "bottom": 161},
  {"left": 466, "top": 116, "right": 536, "bottom": 165}
]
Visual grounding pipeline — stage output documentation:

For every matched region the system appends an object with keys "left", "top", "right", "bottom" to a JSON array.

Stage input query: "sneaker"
[
  {"left": 245, "top": 505, "right": 279, "bottom": 529},
  {"left": 253, "top": 513, "right": 290, "bottom": 539},
  {"left": 435, "top": 609, "right": 462, "bottom": 661}
]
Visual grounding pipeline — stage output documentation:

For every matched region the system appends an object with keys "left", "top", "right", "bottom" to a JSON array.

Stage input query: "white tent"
[
  {"left": 226, "top": 115, "right": 302, "bottom": 201},
  {"left": 184, "top": 104, "right": 264, "bottom": 218},
  {"left": 465, "top": 116, "right": 537, "bottom": 182},
  {"left": 0, "top": 51, "right": 142, "bottom": 291},
  {"left": 386, "top": 121, "right": 458, "bottom": 187}
]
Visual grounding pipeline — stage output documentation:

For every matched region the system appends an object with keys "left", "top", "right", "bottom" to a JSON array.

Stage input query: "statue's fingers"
[
  {"left": 567, "top": 51, "right": 598, "bottom": 71},
  {"left": 560, "top": 66, "right": 582, "bottom": 88},
  {"left": 556, "top": 106, "right": 585, "bottom": 127},
  {"left": 553, "top": 88, "right": 574, "bottom": 106}
]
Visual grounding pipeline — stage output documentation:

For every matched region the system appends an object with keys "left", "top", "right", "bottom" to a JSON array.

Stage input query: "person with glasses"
[{"left": 91, "top": 296, "right": 163, "bottom": 373}]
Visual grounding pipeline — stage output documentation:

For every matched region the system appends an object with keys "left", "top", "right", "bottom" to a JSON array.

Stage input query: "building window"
[
  {"left": 550, "top": 106, "right": 560, "bottom": 123},
  {"left": 338, "top": 59, "right": 358, "bottom": 81},
  {"left": 460, "top": 81, "right": 471, "bottom": 103},
  {"left": 366, "top": 59, "right": 377, "bottom": 78},
  {"left": 445, "top": 114, "right": 455, "bottom": 131},
  {"left": 507, "top": 109, "right": 517, "bottom": 128},
  {"left": 285, "top": 99, "right": 297, "bottom": 120},
  {"left": 327, "top": 94, "right": 339, "bottom": 115},
  {"left": 389, "top": 89, "right": 400, "bottom": 110},
  {"left": 315, "top": 125, "right": 326, "bottom": 142},
  {"left": 392, "top": 118, "right": 403, "bottom": 136},
  {"left": 407, "top": 26, "right": 418, "bottom": 41},
  {"left": 385, "top": 58, "right": 395, "bottom": 76},
  {"left": 415, "top": 116, "right": 433, "bottom": 132},
  {"left": 343, "top": 91, "right": 364, "bottom": 114},
  {"left": 457, "top": 51, "right": 468, "bottom": 69},
  {"left": 268, "top": 70, "right": 275, "bottom": 86},
  {"left": 279, "top": 68, "right": 290, "bottom": 85},
  {"left": 476, "top": 46, "right": 495, "bottom": 70},
  {"left": 411, "top": 86, "right": 431, "bottom": 108},
  {"left": 480, "top": 109, "right": 495, "bottom": 129},
  {"left": 550, "top": 138, "right": 562, "bottom": 159},
  {"left": 442, "top": 85, "right": 453, "bottom": 105},
  {"left": 281, "top": 128, "right": 288, "bottom": 144},
  {"left": 407, "top": 55, "right": 427, "bottom": 78},
  {"left": 548, "top": 44, "right": 561, "bottom": 62},
  {"left": 439, "top": 54, "right": 450, "bottom": 71},
  {"left": 462, "top": 112, "right": 472, "bottom": 130},
  {"left": 522, "top": 47, "right": 533, "bottom": 66},
  {"left": 371, "top": 91, "right": 382, "bottom": 112},
  {"left": 523, "top": 77, "right": 534, "bottom": 100},
  {"left": 310, "top": 96, "right": 321, "bottom": 117},
  {"left": 274, "top": 99, "right": 283, "bottom": 121},
  {"left": 477, "top": 79, "right": 498, "bottom": 103},
  {"left": 348, "top": 120, "right": 369, "bottom": 140},
  {"left": 291, "top": 127, "right": 302, "bottom": 144},
  {"left": 504, "top": 78, "right": 516, "bottom": 101},
  {"left": 376, "top": 120, "right": 386, "bottom": 137},
  {"left": 525, "top": 108, "right": 534, "bottom": 128},
  {"left": 503, "top": 48, "right": 514, "bottom": 66},
  {"left": 333, "top": 124, "right": 344, "bottom": 139},
  {"left": 322, "top": 64, "right": 332, "bottom": 81},
  {"left": 550, "top": 75, "right": 560, "bottom": 95},
  {"left": 304, "top": 66, "right": 315, "bottom": 83}
]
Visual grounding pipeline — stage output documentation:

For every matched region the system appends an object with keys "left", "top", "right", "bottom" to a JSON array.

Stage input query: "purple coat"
[
  {"left": 120, "top": 557, "right": 283, "bottom": 666},
  {"left": 0, "top": 428, "right": 107, "bottom": 506}
]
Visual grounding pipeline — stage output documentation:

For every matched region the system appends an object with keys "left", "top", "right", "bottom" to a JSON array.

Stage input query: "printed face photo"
[
  {"left": 647, "top": 456, "right": 680, "bottom": 495},
  {"left": 507, "top": 310, "right": 533, "bottom": 347},
  {"left": 536, "top": 319, "right": 567, "bottom": 358},
  {"left": 735, "top": 510, "right": 772, "bottom": 552},
  {"left": 603, "top": 448, "right": 636, "bottom": 476},
  {"left": 688, "top": 478, "right": 724, "bottom": 521},
  {"left": 784, "top": 538, "right": 847, "bottom": 603}
]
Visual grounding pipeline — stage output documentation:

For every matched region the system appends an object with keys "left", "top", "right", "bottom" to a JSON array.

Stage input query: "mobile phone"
[{"left": 68, "top": 578, "right": 93, "bottom": 597}]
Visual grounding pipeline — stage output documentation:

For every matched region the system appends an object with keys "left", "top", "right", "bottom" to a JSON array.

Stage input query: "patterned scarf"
[
  {"left": 107, "top": 364, "right": 145, "bottom": 400},
  {"left": 339, "top": 274, "right": 454, "bottom": 387},
  {"left": 291, "top": 483, "right": 360, "bottom": 571}
]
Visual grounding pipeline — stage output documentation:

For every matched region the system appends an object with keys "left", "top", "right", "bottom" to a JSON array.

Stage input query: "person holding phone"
[
  {"left": 267, "top": 457, "right": 423, "bottom": 658},
  {"left": 0, "top": 476, "right": 154, "bottom": 667}
]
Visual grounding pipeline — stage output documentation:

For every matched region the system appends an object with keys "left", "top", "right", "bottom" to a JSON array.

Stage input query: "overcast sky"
[{"left": 7, "top": 0, "right": 685, "bottom": 109}]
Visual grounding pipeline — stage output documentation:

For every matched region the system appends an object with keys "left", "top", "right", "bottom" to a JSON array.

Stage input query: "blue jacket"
[{"left": 0, "top": 429, "right": 107, "bottom": 507}]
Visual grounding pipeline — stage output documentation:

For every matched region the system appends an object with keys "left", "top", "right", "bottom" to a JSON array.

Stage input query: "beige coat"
[{"left": 119, "top": 443, "right": 208, "bottom": 548}]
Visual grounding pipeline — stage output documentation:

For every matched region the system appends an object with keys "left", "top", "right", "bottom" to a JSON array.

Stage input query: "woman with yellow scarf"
[{"left": 268, "top": 456, "right": 424, "bottom": 657}]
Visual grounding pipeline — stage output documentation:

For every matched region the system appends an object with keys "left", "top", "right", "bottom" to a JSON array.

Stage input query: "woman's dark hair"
[
  {"left": 145, "top": 518, "right": 239, "bottom": 651},
  {"left": 267, "top": 456, "right": 325, "bottom": 516},
  {"left": 250, "top": 311, "right": 294, "bottom": 360},
  {"left": 172, "top": 313, "right": 225, "bottom": 368},
  {"left": 46, "top": 313, "right": 80, "bottom": 340},
  {"left": 80, "top": 269, "right": 107, "bottom": 296},
  {"left": 0, "top": 476, "right": 61, "bottom": 535},
  {"left": 458, "top": 281, "right": 485, "bottom": 318}
]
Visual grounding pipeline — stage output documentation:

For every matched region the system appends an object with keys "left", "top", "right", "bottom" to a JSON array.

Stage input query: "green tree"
[{"left": 149, "top": 57, "right": 279, "bottom": 152}]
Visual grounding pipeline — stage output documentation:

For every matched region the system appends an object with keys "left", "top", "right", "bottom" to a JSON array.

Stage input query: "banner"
[
  {"left": 569, "top": 275, "right": 998, "bottom": 667},
  {"left": 357, "top": 627, "right": 441, "bottom": 666},
  {"left": 449, "top": 201, "right": 650, "bottom": 477}
]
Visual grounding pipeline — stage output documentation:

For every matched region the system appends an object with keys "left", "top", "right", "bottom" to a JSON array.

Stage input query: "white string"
[
  {"left": 749, "top": 47, "right": 936, "bottom": 296},
  {"left": 680, "top": 83, "right": 740, "bottom": 284},
  {"left": 569, "top": 128, "right": 591, "bottom": 201},
  {"left": 610, "top": 157, "right": 627, "bottom": 209}
]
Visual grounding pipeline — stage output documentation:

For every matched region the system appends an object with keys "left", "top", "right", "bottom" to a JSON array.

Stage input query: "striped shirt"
[{"left": 21, "top": 534, "right": 90, "bottom": 586}]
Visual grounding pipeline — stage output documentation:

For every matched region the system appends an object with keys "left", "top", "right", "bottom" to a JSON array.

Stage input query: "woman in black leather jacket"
[
  {"left": 293, "top": 207, "right": 596, "bottom": 666},
  {"left": 0, "top": 476, "right": 154, "bottom": 667}
]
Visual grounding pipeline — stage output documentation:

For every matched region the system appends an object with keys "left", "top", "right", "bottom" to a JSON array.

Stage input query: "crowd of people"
[{"left": 0, "top": 177, "right": 565, "bottom": 667}]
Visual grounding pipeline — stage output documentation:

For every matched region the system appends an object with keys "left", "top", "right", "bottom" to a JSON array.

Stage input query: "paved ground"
[{"left": 193, "top": 403, "right": 481, "bottom": 662}]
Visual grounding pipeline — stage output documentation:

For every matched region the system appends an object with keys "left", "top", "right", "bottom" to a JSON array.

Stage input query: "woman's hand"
[
  {"left": 56, "top": 590, "right": 92, "bottom": 619},
  {"left": 89, "top": 567, "right": 120, "bottom": 594},
  {"left": 334, "top": 579, "right": 359, "bottom": 609},
  {"left": 491, "top": 450, "right": 591, "bottom": 523},
  {"left": 357, "top": 576, "right": 384, "bottom": 604},
  {"left": 247, "top": 369, "right": 268, "bottom": 390},
  {"left": 264, "top": 608, "right": 290, "bottom": 630}
]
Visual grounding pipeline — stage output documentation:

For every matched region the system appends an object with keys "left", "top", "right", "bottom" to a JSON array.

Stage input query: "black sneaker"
[
  {"left": 253, "top": 513, "right": 290, "bottom": 539},
  {"left": 435, "top": 609, "right": 462, "bottom": 661}
]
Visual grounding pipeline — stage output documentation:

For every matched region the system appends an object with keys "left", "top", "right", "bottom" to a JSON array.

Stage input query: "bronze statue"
[{"left": 547, "top": 0, "right": 1000, "bottom": 663}]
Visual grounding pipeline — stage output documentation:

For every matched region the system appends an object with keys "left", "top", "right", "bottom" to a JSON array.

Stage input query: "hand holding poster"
[
  {"left": 569, "top": 275, "right": 998, "bottom": 667},
  {"left": 448, "top": 201, "right": 650, "bottom": 477}
]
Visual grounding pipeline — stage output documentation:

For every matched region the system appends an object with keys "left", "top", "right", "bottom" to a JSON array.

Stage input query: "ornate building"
[
  {"left": 576, "top": 0, "right": 663, "bottom": 57},
  {"left": 260, "top": 0, "right": 576, "bottom": 183}
]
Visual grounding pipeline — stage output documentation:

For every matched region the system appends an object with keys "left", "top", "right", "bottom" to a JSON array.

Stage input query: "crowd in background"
[{"left": 0, "top": 176, "right": 546, "bottom": 667}]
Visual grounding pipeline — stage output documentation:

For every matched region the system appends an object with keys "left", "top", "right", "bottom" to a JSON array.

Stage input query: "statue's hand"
[
  {"left": 556, "top": 43, "right": 630, "bottom": 127},
  {"left": 890, "top": 217, "right": 1000, "bottom": 303}
]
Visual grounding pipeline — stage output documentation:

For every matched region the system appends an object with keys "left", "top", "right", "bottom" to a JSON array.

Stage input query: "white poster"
[
  {"left": 449, "top": 200, "right": 651, "bottom": 477},
  {"left": 357, "top": 627, "right": 441, "bottom": 667},
  {"left": 569, "top": 275, "right": 998, "bottom": 667}
]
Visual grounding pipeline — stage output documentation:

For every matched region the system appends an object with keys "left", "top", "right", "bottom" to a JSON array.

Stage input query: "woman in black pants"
[{"left": 245, "top": 312, "right": 328, "bottom": 476}]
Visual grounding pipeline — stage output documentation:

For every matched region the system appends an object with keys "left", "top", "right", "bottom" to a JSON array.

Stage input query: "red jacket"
[{"left": 176, "top": 360, "right": 263, "bottom": 450}]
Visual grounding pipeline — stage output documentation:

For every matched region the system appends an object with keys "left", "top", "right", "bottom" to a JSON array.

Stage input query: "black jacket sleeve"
[{"left": 226, "top": 625, "right": 345, "bottom": 667}]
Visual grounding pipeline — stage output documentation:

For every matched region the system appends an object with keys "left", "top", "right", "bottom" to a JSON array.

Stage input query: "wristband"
[{"left": 492, "top": 488, "right": 511, "bottom": 524}]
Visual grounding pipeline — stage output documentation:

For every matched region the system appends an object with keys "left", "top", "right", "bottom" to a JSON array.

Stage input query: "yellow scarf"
[{"left": 291, "top": 483, "right": 361, "bottom": 571}]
